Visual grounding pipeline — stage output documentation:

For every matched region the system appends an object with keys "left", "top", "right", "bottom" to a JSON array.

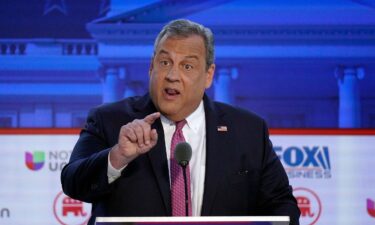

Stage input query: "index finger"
[{"left": 143, "top": 112, "right": 161, "bottom": 125}]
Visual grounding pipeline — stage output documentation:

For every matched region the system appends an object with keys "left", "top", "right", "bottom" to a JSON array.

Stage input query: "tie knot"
[{"left": 175, "top": 119, "right": 187, "bottom": 131}]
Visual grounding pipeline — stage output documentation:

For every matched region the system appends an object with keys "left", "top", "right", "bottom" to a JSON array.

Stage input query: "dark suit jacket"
[{"left": 61, "top": 94, "right": 300, "bottom": 225}]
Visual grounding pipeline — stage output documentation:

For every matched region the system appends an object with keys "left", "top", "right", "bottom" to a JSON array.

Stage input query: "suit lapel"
[
  {"left": 201, "top": 95, "right": 233, "bottom": 215},
  {"left": 134, "top": 94, "right": 171, "bottom": 215}
]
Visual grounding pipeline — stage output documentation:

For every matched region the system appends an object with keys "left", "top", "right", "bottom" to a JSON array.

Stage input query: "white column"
[
  {"left": 214, "top": 67, "right": 238, "bottom": 104},
  {"left": 118, "top": 67, "right": 136, "bottom": 98},
  {"left": 102, "top": 67, "right": 122, "bottom": 103},
  {"left": 335, "top": 67, "right": 364, "bottom": 128}
]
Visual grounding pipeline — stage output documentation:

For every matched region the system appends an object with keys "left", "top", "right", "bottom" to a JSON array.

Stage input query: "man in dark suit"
[{"left": 61, "top": 19, "right": 300, "bottom": 225}]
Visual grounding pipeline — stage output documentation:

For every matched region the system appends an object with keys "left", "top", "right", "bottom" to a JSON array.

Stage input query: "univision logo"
[
  {"left": 25, "top": 151, "right": 45, "bottom": 171},
  {"left": 25, "top": 150, "right": 71, "bottom": 172}
]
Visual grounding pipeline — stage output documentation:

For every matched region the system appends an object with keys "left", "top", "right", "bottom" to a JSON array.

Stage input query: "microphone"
[
  {"left": 174, "top": 142, "right": 192, "bottom": 216},
  {"left": 174, "top": 142, "right": 192, "bottom": 167}
]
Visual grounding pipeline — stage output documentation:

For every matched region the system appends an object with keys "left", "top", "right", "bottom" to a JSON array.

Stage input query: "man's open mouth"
[{"left": 165, "top": 88, "right": 180, "bottom": 96}]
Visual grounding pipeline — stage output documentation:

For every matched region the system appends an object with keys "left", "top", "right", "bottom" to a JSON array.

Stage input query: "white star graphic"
[{"left": 43, "top": 0, "right": 68, "bottom": 15}]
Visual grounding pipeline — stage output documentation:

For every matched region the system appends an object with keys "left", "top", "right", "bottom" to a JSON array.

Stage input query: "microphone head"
[{"left": 174, "top": 142, "right": 192, "bottom": 167}]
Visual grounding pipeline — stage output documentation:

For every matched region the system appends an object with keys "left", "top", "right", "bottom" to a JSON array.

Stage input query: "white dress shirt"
[
  {"left": 107, "top": 101, "right": 206, "bottom": 216},
  {"left": 160, "top": 101, "right": 206, "bottom": 216}
]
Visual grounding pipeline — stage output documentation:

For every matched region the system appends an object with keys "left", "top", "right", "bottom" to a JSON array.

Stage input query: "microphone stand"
[{"left": 181, "top": 163, "right": 189, "bottom": 217}]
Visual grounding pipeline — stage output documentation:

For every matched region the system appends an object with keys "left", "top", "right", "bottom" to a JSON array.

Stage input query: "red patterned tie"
[{"left": 170, "top": 120, "right": 192, "bottom": 216}]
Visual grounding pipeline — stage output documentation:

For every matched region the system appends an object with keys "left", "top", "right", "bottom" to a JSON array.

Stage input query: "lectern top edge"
[{"left": 95, "top": 216, "right": 290, "bottom": 222}]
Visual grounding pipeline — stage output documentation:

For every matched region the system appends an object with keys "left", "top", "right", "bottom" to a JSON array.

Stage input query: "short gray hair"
[{"left": 153, "top": 19, "right": 215, "bottom": 70}]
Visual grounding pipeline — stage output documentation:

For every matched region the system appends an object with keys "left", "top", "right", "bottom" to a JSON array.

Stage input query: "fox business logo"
[{"left": 274, "top": 146, "right": 332, "bottom": 179}]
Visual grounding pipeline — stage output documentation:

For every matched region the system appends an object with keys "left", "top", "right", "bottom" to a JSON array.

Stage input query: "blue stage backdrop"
[{"left": 1, "top": 0, "right": 375, "bottom": 128}]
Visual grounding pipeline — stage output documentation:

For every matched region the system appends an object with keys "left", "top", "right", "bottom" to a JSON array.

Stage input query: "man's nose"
[{"left": 165, "top": 66, "right": 180, "bottom": 82}]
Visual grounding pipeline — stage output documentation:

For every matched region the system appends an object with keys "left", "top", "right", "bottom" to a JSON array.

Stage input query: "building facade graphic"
[{"left": 1, "top": 0, "right": 375, "bottom": 128}]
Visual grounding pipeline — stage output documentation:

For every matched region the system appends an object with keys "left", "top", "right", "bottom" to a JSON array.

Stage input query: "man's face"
[{"left": 149, "top": 34, "right": 215, "bottom": 122}]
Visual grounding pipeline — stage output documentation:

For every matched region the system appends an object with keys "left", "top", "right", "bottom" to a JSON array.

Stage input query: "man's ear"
[{"left": 205, "top": 64, "right": 215, "bottom": 88}]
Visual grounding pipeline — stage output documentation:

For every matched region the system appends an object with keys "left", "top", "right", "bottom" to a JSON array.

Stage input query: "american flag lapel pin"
[{"left": 217, "top": 125, "right": 228, "bottom": 132}]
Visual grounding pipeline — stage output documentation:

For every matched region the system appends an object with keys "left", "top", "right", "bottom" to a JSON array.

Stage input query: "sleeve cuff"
[{"left": 107, "top": 151, "right": 127, "bottom": 184}]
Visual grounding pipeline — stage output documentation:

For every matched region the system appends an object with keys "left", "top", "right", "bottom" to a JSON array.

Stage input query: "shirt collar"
[{"left": 185, "top": 100, "right": 204, "bottom": 133}]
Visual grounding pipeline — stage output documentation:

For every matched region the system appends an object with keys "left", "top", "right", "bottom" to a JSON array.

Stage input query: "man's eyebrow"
[
  {"left": 185, "top": 55, "right": 199, "bottom": 61},
  {"left": 157, "top": 49, "right": 169, "bottom": 56}
]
